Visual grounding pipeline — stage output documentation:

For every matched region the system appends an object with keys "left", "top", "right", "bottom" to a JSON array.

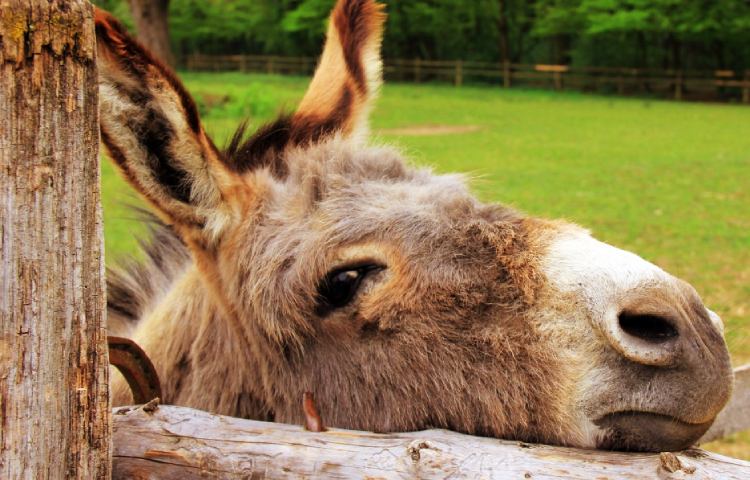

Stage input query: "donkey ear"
[
  {"left": 295, "top": 0, "right": 386, "bottom": 140},
  {"left": 95, "top": 8, "right": 238, "bottom": 231},
  {"left": 212, "top": 1, "right": 386, "bottom": 177}
]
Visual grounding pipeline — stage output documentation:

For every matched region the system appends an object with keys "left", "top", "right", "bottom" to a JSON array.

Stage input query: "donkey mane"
[{"left": 107, "top": 212, "right": 189, "bottom": 336}]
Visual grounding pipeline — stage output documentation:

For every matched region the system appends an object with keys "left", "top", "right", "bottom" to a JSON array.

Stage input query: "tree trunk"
[
  {"left": 497, "top": 0, "right": 510, "bottom": 64},
  {"left": 637, "top": 32, "right": 648, "bottom": 68},
  {"left": 128, "top": 0, "right": 174, "bottom": 67},
  {"left": 112, "top": 405, "right": 750, "bottom": 479},
  {"left": 515, "top": 0, "right": 537, "bottom": 63},
  {"left": 552, "top": 34, "right": 572, "bottom": 65},
  {"left": 0, "top": 2, "right": 110, "bottom": 478},
  {"left": 672, "top": 36, "right": 682, "bottom": 71}
]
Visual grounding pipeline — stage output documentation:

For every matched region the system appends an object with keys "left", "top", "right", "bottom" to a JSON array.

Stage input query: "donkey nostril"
[{"left": 618, "top": 312, "right": 678, "bottom": 343}]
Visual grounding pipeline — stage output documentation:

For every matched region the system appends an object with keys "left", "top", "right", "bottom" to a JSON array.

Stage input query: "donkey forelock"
[{"left": 100, "top": 0, "right": 732, "bottom": 452}]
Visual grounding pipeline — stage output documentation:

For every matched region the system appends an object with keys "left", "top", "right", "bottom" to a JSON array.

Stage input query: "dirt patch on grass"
[{"left": 379, "top": 124, "right": 482, "bottom": 136}]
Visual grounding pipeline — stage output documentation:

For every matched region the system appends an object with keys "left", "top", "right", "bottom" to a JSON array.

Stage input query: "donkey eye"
[{"left": 316, "top": 265, "right": 383, "bottom": 315}]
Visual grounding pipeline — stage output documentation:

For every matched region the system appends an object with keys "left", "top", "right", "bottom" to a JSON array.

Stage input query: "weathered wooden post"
[{"left": 0, "top": 1, "right": 110, "bottom": 478}]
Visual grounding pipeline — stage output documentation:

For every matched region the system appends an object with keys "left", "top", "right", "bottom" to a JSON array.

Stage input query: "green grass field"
[{"left": 101, "top": 72, "right": 750, "bottom": 458}]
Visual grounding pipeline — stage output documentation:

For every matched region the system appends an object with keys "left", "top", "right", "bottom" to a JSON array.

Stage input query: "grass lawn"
[{"left": 101, "top": 72, "right": 750, "bottom": 458}]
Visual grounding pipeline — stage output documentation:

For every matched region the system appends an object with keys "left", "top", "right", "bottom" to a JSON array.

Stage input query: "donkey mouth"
[{"left": 594, "top": 411, "right": 713, "bottom": 452}]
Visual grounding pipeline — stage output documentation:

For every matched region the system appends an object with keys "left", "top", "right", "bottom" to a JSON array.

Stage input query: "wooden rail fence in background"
[{"left": 183, "top": 53, "right": 750, "bottom": 104}]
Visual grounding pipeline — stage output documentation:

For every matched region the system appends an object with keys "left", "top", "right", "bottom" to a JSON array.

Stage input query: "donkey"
[{"left": 96, "top": 0, "right": 732, "bottom": 452}]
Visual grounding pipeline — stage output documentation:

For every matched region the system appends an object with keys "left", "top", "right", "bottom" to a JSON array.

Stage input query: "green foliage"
[
  {"left": 534, "top": 0, "right": 750, "bottom": 68},
  {"left": 93, "top": 0, "right": 749, "bottom": 73},
  {"left": 573, "top": 0, "right": 750, "bottom": 37},
  {"left": 533, "top": 0, "right": 586, "bottom": 36},
  {"left": 282, "top": 0, "right": 334, "bottom": 37},
  {"left": 381, "top": 0, "right": 500, "bottom": 60},
  {"left": 169, "top": 1, "right": 289, "bottom": 54}
]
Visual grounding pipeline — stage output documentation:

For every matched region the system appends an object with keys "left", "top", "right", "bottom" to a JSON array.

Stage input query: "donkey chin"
[{"left": 540, "top": 227, "right": 733, "bottom": 451}]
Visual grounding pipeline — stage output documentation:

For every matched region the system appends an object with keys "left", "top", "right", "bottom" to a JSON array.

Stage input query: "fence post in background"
[
  {"left": 617, "top": 69, "right": 625, "bottom": 95},
  {"left": 675, "top": 71, "right": 684, "bottom": 101},
  {"left": 632, "top": 68, "right": 645, "bottom": 93},
  {"left": 414, "top": 58, "right": 422, "bottom": 83},
  {"left": 536, "top": 64, "right": 568, "bottom": 91},
  {"left": 0, "top": 1, "right": 111, "bottom": 478},
  {"left": 239, "top": 55, "right": 247, "bottom": 73},
  {"left": 455, "top": 60, "right": 463, "bottom": 87},
  {"left": 743, "top": 70, "right": 749, "bottom": 104},
  {"left": 502, "top": 61, "right": 512, "bottom": 88},
  {"left": 267, "top": 57, "right": 275, "bottom": 75},
  {"left": 553, "top": 70, "right": 563, "bottom": 91}
]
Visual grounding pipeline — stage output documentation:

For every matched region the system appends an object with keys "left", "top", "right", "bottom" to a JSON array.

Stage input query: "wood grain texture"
[
  {"left": 113, "top": 405, "right": 750, "bottom": 479},
  {"left": 0, "top": 1, "right": 110, "bottom": 478}
]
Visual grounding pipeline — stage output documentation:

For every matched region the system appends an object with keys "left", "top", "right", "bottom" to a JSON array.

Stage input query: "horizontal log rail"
[
  {"left": 182, "top": 53, "right": 750, "bottom": 103},
  {"left": 110, "top": 366, "right": 750, "bottom": 478},
  {"left": 113, "top": 405, "right": 750, "bottom": 479}
]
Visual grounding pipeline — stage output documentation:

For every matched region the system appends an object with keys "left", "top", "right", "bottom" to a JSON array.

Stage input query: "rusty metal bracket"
[{"left": 108, "top": 336, "right": 162, "bottom": 404}]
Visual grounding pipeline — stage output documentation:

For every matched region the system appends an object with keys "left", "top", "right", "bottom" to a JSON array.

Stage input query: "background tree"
[{"left": 128, "top": 0, "right": 175, "bottom": 66}]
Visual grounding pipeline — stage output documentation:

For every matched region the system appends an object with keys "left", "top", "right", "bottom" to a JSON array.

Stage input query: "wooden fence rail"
[
  {"left": 183, "top": 53, "right": 750, "bottom": 103},
  {"left": 113, "top": 405, "right": 750, "bottom": 479},
  {"left": 111, "top": 366, "right": 750, "bottom": 478}
]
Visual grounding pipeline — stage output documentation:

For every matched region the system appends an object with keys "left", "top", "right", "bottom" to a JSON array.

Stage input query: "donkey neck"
[{"left": 125, "top": 265, "right": 273, "bottom": 419}]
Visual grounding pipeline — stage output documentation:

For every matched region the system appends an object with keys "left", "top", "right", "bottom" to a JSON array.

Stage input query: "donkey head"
[{"left": 95, "top": 0, "right": 732, "bottom": 451}]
